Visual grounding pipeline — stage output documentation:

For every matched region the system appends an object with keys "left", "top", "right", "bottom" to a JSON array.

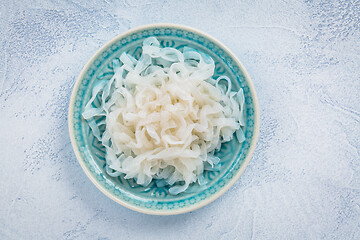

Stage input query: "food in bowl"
[{"left": 82, "top": 36, "right": 246, "bottom": 195}]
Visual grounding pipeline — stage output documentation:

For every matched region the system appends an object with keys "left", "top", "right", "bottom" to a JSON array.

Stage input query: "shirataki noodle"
[{"left": 82, "top": 37, "right": 246, "bottom": 194}]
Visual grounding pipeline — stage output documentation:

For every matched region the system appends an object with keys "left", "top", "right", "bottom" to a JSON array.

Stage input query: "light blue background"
[{"left": 1, "top": 1, "right": 359, "bottom": 239}]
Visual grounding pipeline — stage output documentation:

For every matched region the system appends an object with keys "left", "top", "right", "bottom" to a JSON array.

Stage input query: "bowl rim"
[{"left": 68, "top": 23, "right": 259, "bottom": 215}]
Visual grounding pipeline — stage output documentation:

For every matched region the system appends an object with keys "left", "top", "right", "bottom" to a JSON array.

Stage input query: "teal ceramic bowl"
[{"left": 68, "top": 24, "right": 259, "bottom": 215}]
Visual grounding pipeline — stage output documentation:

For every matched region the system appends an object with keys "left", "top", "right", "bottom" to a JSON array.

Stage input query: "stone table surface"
[{"left": 1, "top": 0, "right": 359, "bottom": 239}]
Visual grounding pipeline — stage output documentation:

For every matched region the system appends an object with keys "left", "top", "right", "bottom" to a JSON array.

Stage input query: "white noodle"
[{"left": 82, "top": 37, "right": 246, "bottom": 194}]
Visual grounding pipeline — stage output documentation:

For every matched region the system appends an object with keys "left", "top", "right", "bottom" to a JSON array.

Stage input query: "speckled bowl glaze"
[{"left": 68, "top": 24, "right": 259, "bottom": 215}]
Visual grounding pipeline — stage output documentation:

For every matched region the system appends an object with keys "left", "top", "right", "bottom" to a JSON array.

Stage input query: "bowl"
[{"left": 68, "top": 24, "right": 259, "bottom": 215}]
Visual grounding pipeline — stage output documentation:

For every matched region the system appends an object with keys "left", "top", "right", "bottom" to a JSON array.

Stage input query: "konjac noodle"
[{"left": 82, "top": 37, "right": 246, "bottom": 194}]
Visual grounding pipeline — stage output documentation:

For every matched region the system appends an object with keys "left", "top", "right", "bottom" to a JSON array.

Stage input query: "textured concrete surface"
[{"left": 1, "top": 0, "right": 360, "bottom": 239}]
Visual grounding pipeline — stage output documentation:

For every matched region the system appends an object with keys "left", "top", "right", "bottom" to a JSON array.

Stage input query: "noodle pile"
[{"left": 82, "top": 37, "right": 245, "bottom": 194}]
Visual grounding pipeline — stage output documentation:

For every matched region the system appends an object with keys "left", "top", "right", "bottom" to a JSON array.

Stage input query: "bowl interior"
[{"left": 70, "top": 25, "right": 257, "bottom": 214}]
